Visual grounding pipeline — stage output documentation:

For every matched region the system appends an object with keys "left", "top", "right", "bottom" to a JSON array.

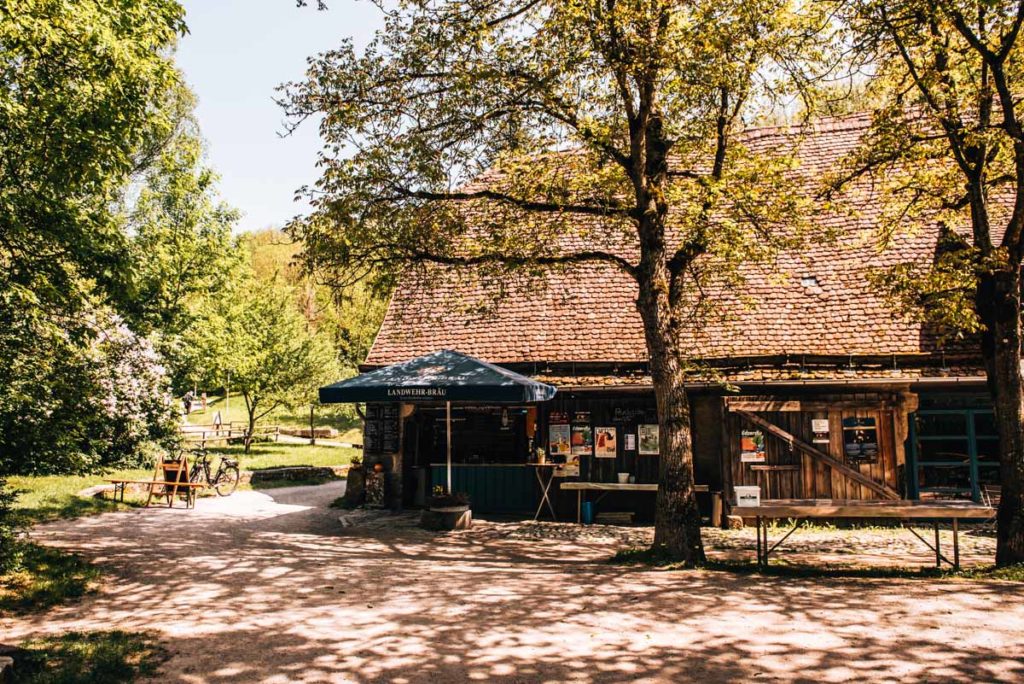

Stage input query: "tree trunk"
[
  {"left": 244, "top": 395, "right": 257, "bottom": 454},
  {"left": 978, "top": 269, "right": 1024, "bottom": 566},
  {"left": 636, "top": 274, "right": 706, "bottom": 565}
]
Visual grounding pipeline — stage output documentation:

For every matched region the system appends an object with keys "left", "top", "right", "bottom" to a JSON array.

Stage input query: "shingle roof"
[{"left": 366, "top": 113, "right": 977, "bottom": 369}]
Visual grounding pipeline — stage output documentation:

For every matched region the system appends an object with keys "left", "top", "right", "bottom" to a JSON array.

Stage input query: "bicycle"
[{"left": 188, "top": 448, "right": 240, "bottom": 496}]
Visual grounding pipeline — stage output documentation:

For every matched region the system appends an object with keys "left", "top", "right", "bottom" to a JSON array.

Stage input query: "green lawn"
[
  {"left": 184, "top": 391, "right": 361, "bottom": 442},
  {"left": 7, "top": 468, "right": 151, "bottom": 526},
  {"left": 8, "top": 441, "right": 356, "bottom": 526},
  {"left": 208, "top": 441, "right": 357, "bottom": 470}
]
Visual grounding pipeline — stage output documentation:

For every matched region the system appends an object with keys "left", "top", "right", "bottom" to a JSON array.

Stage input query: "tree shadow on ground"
[{"left": 7, "top": 489, "right": 1024, "bottom": 683}]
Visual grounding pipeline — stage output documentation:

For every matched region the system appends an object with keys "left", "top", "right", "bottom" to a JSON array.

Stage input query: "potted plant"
[{"left": 420, "top": 486, "right": 472, "bottom": 530}]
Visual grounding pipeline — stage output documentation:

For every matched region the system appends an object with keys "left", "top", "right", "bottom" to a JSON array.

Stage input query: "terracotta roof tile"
[{"left": 366, "top": 113, "right": 980, "bottom": 369}]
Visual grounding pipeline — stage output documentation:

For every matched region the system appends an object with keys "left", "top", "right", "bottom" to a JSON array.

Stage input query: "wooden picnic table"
[
  {"left": 736, "top": 499, "right": 996, "bottom": 570},
  {"left": 560, "top": 481, "right": 711, "bottom": 523}
]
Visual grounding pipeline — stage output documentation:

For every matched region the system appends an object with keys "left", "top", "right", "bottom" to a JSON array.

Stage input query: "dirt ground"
[{"left": 3, "top": 483, "right": 1023, "bottom": 683}]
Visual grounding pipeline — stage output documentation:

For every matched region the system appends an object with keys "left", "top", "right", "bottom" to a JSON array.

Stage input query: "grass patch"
[
  {"left": 13, "top": 630, "right": 167, "bottom": 683},
  {"left": 209, "top": 442, "right": 356, "bottom": 470},
  {"left": 958, "top": 563, "right": 1024, "bottom": 582},
  {"left": 187, "top": 391, "right": 360, "bottom": 437},
  {"left": 8, "top": 443, "right": 352, "bottom": 527},
  {"left": 0, "top": 543, "right": 100, "bottom": 614},
  {"left": 249, "top": 476, "right": 340, "bottom": 490},
  {"left": 6, "top": 470, "right": 150, "bottom": 527},
  {"left": 610, "top": 547, "right": 1024, "bottom": 582}
]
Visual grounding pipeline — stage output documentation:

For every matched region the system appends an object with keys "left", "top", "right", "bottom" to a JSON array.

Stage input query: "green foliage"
[
  {"left": 0, "top": 543, "right": 100, "bottom": 614},
  {"left": 186, "top": 274, "right": 342, "bottom": 445},
  {"left": 0, "top": 0, "right": 188, "bottom": 478},
  {"left": 281, "top": 0, "right": 831, "bottom": 308},
  {"left": 0, "top": 0, "right": 186, "bottom": 315},
  {"left": 0, "top": 307, "right": 179, "bottom": 476},
  {"left": 13, "top": 630, "right": 167, "bottom": 684},
  {"left": 120, "top": 119, "right": 244, "bottom": 354},
  {"left": 243, "top": 228, "right": 386, "bottom": 371},
  {"left": 0, "top": 479, "right": 23, "bottom": 574},
  {"left": 832, "top": 0, "right": 1024, "bottom": 314},
  {"left": 117, "top": 117, "right": 246, "bottom": 391},
  {"left": 866, "top": 225, "right": 985, "bottom": 338}
]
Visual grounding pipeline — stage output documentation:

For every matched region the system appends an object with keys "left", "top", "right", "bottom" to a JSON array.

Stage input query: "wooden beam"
[
  {"left": 725, "top": 399, "right": 896, "bottom": 412},
  {"left": 734, "top": 409, "right": 901, "bottom": 500}
]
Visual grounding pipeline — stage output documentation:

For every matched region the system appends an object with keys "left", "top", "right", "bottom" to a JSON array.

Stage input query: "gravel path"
[{"left": 3, "top": 484, "right": 1022, "bottom": 683}]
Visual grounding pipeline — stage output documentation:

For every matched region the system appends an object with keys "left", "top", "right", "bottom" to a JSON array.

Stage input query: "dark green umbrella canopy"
[{"left": 319, "top": 350, "right": 557, "bottom": 404}]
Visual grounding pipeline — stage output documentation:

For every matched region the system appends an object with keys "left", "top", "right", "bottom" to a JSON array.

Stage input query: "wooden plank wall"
[{"left": 727, "top": 393, "right": 905, "bottom": 501}]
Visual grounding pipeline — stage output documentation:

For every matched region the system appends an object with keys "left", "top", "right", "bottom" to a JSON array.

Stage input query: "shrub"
[
  {"left": 429, "top": 491, "right": 470, "bottom": 508},
  {"left": 0, "top": 479, "right": 24, "bottom": 574},
  {"left": 0, "top": 307, "right": 178, "bottom": 476}
]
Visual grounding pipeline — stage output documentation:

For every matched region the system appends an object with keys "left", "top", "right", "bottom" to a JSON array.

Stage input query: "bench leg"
[
  {"left": 934, "top": 522, "right": 941, "bottom": 569},
  {"left": 756, "top": 516, "right": 763, "bottom": 568},
  {"left": 953, "top": 519, "right": 960, "bottom": 571}
]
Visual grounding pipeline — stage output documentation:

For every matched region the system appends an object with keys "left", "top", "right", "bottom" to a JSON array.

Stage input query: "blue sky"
[{"left": 176, "top": 1, "right": 383, "bottom": 233}]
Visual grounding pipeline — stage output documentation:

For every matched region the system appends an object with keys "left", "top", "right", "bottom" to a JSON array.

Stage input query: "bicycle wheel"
[{"left": 214, "top": 465, "right": 240, "bottom": 496}]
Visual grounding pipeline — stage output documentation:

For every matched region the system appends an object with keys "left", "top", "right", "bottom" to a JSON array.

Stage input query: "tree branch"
[{"left": 396, "top": 186, "right": 633, "bottom": 218}]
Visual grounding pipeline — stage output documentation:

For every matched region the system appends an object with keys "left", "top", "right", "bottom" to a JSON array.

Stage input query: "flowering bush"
[{"left": 0, "top": 303, "right": 178, "bottom": 475}]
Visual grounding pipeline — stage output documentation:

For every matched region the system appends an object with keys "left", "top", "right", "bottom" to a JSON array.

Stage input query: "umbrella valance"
[{"left": 318, "top": 350, "right": 557, "bottom": 404}]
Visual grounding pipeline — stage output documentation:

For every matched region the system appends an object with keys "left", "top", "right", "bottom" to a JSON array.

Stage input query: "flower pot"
[
  {"left": 617, "top": 472, "right": 630, "bottom": 484},
  {"left": 421, "top": 504, "right": 472, "bottom": 531}
]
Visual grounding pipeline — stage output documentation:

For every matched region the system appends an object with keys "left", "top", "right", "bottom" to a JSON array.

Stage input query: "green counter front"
[{"left": 429, "top": 464, "right": 537, "bottom": 513}]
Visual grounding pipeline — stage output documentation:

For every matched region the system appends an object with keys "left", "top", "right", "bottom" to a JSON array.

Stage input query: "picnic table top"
[
  {"left": 559, "top": 482, "right": 710, "bottom": 492},
  {"left": 735, "top": 499, "right": 995, "bottom": 518}
]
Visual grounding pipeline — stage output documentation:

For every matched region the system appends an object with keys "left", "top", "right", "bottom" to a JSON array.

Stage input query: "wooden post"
[
  {"left": 446, "top": 400, "right": 452, "bottom": 493},
  {"left": 309, "top": 405, "right": 316, "bottom": 445}
]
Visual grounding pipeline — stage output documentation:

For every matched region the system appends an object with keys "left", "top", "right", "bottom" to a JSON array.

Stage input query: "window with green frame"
[{"left": 909, "top": 396, "right": 1000, "bottom": 502}]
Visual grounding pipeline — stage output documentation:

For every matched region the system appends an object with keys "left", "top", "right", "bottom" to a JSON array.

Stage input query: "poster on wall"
[
  {"left": 624, "top": 433, "right": 636, "bottom": 451},
  {"left": 842, "top": 417, "right": 879, "bottom": 464},
  {"left": 740, "top": 429, "right": 766, "bottom": 463},
  {"left": 595, "top": 427, "right": 617, "bottom": 458},
  {"left": 811, "top": 418, "right": 830, "bottom": 444},
  {"left": 555, "top": 455, "right": 580, "bottom": 478},
  {"left": 571, "top": 424, "right": 593, "bottom": 456},
  {"left": 638, "top": 424, "right": 659, "bottom": 455},
  {"left": 549, "top": 424, "right": 571, "bottom": 456}
]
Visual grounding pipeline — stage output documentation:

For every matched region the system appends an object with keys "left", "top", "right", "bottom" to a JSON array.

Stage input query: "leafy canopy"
[
  {"left": 832, "top": 0, "right": 1024, "bottom": 334},
  {"left": 284, "top": 0, "right": 830, "bottom": 324},
  {"left": 185, "top": 274, "right": 341, "bottom": 434}
]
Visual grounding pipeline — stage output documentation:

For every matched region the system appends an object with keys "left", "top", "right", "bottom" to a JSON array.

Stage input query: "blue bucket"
[{"left": 581, "top": 501, "right": 595, "bottom": 525}]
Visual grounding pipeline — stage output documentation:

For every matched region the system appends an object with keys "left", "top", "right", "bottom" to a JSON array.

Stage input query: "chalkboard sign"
[{"left": 364, "top": 403, "right": 401, "bottom": 454}]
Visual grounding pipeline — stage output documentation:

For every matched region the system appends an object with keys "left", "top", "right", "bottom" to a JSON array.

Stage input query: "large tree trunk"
[
  {"left": 636, "top": 273, "right": 706, "bottom": 565},
  {"left": 978, "top": 269, "right": 1024, "bottom": 566}
]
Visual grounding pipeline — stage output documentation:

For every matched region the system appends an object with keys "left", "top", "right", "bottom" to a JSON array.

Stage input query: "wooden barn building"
[{"left": 350, "top": 114, "right": 1000, "bottom": 521}]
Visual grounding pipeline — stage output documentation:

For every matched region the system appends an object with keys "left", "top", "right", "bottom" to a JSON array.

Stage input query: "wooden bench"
[
  {"left": 559, "top": 482, "right": 713, "bottom": 524},
  {"left": 737, "top": 499, "right": 996, "bottom": 570},
  {"left": 107, "top": 452, "right": 205, "bottom": 509},
  {"left": 106, "top": 479, "right": 205, "bottom": 508}
]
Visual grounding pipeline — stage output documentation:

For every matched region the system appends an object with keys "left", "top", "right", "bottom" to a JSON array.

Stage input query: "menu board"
[
  {"left": 842, "top": 417, "right": 878, "bottom": 464},
  {"left": 364, "top": 403, "right": 401, "bottom": 454}
]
